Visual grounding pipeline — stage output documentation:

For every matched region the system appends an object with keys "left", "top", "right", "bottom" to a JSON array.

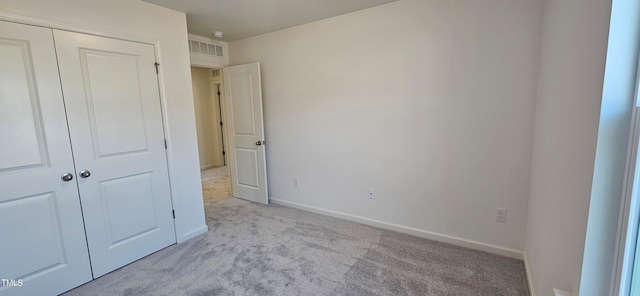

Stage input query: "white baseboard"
[
  {"left": 178, "top": 225, "right": 208, "bottom": 243},
  {"left": 270, "top": 198, "right": 524, "bottom": 260},
  {"left": 553, "top": 289, "right": 572, "bottom": 296},
  {"left": 524, "top": 252, "right": 536, "bottom": 296}
]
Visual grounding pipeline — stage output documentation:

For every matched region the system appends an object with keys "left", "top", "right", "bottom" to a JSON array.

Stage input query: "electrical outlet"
[
  {"left": 495, "top": 207, "right": 507, "bottom": 223},
  {"left": 293, "top": 177, "right": 299, "bottom": 188},
  {"left": 368, "top": 188, "right": 375, "bottom": 199}
]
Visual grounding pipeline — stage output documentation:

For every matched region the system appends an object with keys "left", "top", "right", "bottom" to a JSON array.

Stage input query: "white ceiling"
[{"left": 143, "top": 0, "right": 398, "bottom": 42}]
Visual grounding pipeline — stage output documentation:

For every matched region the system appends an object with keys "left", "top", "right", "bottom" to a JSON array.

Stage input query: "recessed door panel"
[
  {"left": 100, "top": 173, "right": 158, "bottom": 246},
  {"left": 80, "top": 50, "right": 148, "bottom": 157},
  {"left": 223, "top": 63, "right": 268, "bottom": 204},
  {"left": 235, "top": 148, "right": 259, "bottom": 188},
  {"left": 229, "top": 73, "right": 256, "bottom": 135},
  {"left": 0, "top": 21, "right": 92, "bottom": 296},
  {"left": 0, "top": 193, "right": 65, "bottom": 279},
  {"left": 54, "top": 30, "right": 175, "bottom": 278},
  {"left": 0, "top": 39, "right": 47, "bottom": 171}
]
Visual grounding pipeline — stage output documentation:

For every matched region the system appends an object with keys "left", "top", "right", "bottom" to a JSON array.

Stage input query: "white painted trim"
[
  {"left": 0, "top": 11, "right": 158, "bottom": 45},
  {"left": 553, "top": 288, "right": 573, "bottom": 296},
  {"left": 524, "top": 252, "right": 536, "bottom": 296},
  {"left": 180, "top": 225, "right": 208, "bottom": 242},
  {"left": 612, "top": 106, "right": 640, "bottom": 296},
  {"left": 270, "top": 198, "right": 524, "bottom": 259},
  {"left": 611, "top": 51, "right": 640, "bottom": 296},
  {"left": 190, "top": 52, "right": 227, "bottom": 69},
  {"left": 218, "top": 82, "right": 232, "bottom": 198}
]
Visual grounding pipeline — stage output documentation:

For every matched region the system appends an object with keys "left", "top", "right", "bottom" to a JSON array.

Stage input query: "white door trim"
[
  {"left": 0, "top": 12, "right": 159, "bottom": 45},
  {"left": 610, "top": 107, "right": 640, "bottom": 296}
]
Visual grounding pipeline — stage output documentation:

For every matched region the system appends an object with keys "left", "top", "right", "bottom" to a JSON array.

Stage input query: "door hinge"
[
  {"left": 222, "top": 151, "right": 226, "bottom": 155},
  {"left": 164, "top": 139, "right": 168, "bottom": 149},
  {"left": 172, "top": 210, "right": 175, "bottom": 219},
  {"left": 220, "top": 122, "right": 223, "bottom": 126},
  {"left": 154, "top": 62, "right": 160, "bottom": 74},
  {"left": 217, "top": 91, "right": 221, "bottom": 96}
]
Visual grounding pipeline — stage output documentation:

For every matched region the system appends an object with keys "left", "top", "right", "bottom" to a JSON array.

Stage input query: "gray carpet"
[{"left": 63, "top": 198, "right": 529, "bottom": 295}]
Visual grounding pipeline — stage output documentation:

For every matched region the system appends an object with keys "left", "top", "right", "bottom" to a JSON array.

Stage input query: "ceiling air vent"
[{"left": 188, "top": 39, "right": 223, "bottom": 57}]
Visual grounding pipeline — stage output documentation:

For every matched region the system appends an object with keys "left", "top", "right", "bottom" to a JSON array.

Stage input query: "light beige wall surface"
[
  {"left": 230, "top": 0, "right": 543, "bottom": 252},
  {"left": 524, "top": 0, "right": 612, "bottom": 294},
  {"left": 191, "top": 67, "right": 223, "bottom": 169}
]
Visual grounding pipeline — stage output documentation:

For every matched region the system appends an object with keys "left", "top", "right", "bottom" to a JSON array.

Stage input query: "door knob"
[
  {"left": 61, "top": 173, "right": 74, "bottom": 182},
  {"left": 79, "top": 170, "right": 91, "bottom": 178},
  {"left": 256, "top": 141, "right": 263, "bottom": 146}
]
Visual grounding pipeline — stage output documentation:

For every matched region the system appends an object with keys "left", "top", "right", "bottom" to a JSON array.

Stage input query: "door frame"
[
  {"left": 215, "top": 83, "right": 228, "bottom": 167},
  {"left": 612, "top": 50, "right": 640, "bottom": 295},
  {"left": 190, "top": 65, "right": 234, "bottom": 198},
  {"left": 211, "top": 69, "right": 228, "bottom": 170},
  {"left": 0, "top": 12, "right": 181, "bottom": 240},
  {"left": 613, "top": 105, "right": 640, "bottom": 296}
]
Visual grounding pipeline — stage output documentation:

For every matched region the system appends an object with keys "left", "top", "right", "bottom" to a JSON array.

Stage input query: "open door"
[{"left": 223, "top": 63, "right": 268, "bottom": 204}]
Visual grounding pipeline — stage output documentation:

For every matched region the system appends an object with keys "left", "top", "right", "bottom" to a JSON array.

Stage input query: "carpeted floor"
[
  {"left": 64, "top": 197, "right": 529, "bottom": 296},
  {"left": 201, "top": 166, "right": 232, "bottom": 203}
]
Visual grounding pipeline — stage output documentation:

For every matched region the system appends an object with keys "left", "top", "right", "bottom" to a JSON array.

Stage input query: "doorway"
[
  {"left": 191, "top": 62, "right": 268, "bottom": 205},
  {"left": 191, "top": 66, "right": 231, "bottom": 204}
]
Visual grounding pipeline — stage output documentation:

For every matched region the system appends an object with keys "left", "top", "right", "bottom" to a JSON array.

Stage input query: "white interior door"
[
  {"left": 223, "top": 63, "right": 268, "bottom": 204},
  {"left": 0, "top": 21, "right": 92, "bottom": 295},
  {"left": 53, "top": 30, "right": 176, "bottom": 277}
]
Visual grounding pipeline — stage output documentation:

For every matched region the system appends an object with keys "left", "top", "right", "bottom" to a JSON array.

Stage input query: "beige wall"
[
  {"left": 191, "top": 67, "right": 224, "bottom": 169},
  {"left": 230, "top": 0, "right": 543, "bottom": 253},
  {"left": 524, "top": 0, "right": 612, "bottom": 294}
]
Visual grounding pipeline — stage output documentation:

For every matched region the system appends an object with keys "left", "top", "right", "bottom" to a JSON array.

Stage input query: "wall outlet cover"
[{"left": 495, "top": 207, "right": 507, "bottom": 223}]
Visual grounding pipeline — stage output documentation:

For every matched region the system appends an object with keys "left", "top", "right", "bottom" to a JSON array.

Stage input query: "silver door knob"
[
  {"left": 61, "top": 173, "right": 73, "bottom": 182},
  {"left": 256, "top": 141, "right": 262, "bottom": 146},
  {"left": 79, "top": 170, "right": 91, "bottom": 178}
]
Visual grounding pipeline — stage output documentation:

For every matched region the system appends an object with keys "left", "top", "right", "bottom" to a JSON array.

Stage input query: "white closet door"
[
  {"left": 223, "top": 63, "right": 268, "bottom": 204},
  {"left": 0, "top": 21, "right": 92, "bottom": 295},
  {"left": 53, "top": 30, "right": 176, "bottom": 277}
]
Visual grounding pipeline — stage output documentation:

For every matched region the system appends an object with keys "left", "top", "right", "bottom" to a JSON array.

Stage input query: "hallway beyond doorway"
[{"left": 201, "top": 166, "right": 231, "bottom": 203}]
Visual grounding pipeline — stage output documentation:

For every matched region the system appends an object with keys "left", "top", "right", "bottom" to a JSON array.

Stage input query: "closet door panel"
[
  {"left": 80, "top": 50, "right": 149, "bottom": 157},
  {"left": 0, "top": 21, "right": 92, "bottom": 296},
  {"left": 53, "top": 30, "right": 176, "bottom": 278}
]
